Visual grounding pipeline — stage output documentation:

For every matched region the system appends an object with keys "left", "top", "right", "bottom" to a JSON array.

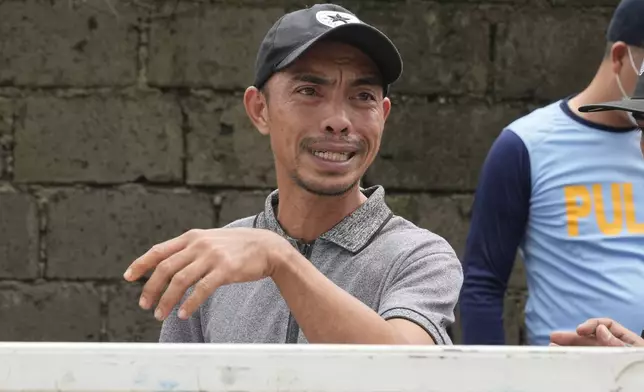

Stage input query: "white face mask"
[{"left": 615, "top": 47, "right": 642, "bottom": 126}]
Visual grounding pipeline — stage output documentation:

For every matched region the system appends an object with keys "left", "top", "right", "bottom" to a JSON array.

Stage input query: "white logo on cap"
[{"left": 315, "top": 11, "right": 361, "bottom": 28}]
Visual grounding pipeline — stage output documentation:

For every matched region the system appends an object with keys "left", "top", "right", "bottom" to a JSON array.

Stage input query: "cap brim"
[
  {"left": 275, "top": 23, "right": 403, "bottom": 87},
  {"left": 578, "top": 99, "right": 644, "bottom": 114}
]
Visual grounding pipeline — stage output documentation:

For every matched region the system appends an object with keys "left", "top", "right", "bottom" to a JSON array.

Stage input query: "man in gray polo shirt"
[{"left": 123, "top": 3, "right": 463, "bottom": 345}]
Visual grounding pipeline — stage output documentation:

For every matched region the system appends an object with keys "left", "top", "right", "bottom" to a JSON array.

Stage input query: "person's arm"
[
  {"left": 272, "top": 238, "right": 462, "bottom": 344},
  {"left": 377, "top": 236, "right": 463, "bottom": 345},
  {"left": 125, "top": 226, "right": 451, "bottom": 345},
  {"left": 460, "top": 129, "right": 531, "bottom": 345}
]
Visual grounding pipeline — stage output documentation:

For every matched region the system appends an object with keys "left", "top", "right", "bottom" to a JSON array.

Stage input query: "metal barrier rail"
[{"left": 0, "top": 342, "right": 643, "bottom": 392}]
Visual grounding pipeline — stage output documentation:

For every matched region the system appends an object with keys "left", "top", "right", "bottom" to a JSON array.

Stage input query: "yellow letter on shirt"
[{"left": 564, "top": 185, "right": 592, "bottom": 237}]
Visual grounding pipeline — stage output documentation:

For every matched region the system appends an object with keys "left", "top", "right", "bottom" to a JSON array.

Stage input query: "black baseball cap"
[
  {"left": 578, "top": 72, "right": 644, "bottom": 115},
  {"left": 252, "top": 3, "right": 403, "bottom": 96},
  {"left": 606, "top": 0, "right": 644, "bottom": 48}
]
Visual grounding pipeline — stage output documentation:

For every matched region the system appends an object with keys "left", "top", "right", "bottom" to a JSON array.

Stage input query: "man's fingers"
[
  {"left": 138, "top": 247, "right": 196, "bottom": 310},
  {"left": 124, "top": 230, "right": 201, "bottom": 281},
  {"left": 577, "top": 318, "right": 613, "bottom": 336},
  {"left": 124, "top": 240, "right": 184, "bottom": 281},
  {"left": 154, "top": 259, "right": 211, "bottom": 321},
  {"left": 602, "top": 322, "right": 641, "bottom": 346},
  {"left": 549, "top": 331, "right": 577, "bottom": 345},
  {"left": 576, "top": 318, "right": 639, "bottom": 346},
  {"left": 179, "top": 270, "right": 226, "bottom": 319},
  {"left": 595, "top": 324, "right": 627, "bottom": 347},
  {"left": 550, "top": 331, "right": 600, "bottom": 346}
]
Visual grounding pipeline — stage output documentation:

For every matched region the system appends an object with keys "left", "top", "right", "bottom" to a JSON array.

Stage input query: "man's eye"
[
  {"left": 298, "top": 87, "right": 317, "bottom": 96},
  {"left": 357, "top": 92, "right": 376, "bottom": 101}
]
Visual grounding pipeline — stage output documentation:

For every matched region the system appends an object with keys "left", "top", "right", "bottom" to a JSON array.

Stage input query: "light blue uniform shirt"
[{"left": 461, "top": 97, "right": 644, "bottom": 345}]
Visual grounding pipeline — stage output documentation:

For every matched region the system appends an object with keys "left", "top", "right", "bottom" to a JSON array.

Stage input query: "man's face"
[{"left": 259, "top": 41, "right": 391, "bottom": 196}]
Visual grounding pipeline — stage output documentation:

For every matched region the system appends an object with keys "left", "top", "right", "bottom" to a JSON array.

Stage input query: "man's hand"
[
  {"left": 550, "top": 318, "right": 644, "bottom": 347},
  {"left": 123, "top": 228, "right": 289, "bottom": 321}
]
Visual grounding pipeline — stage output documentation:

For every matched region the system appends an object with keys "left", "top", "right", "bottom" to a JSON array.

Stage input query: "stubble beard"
[{"left": 291, "top": 171, "right": 360, "bottom": 197}]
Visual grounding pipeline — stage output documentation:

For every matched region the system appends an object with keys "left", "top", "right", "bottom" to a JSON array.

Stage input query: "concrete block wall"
[{"left": 0, "top": 0, "right": 618, "bottom": 343}]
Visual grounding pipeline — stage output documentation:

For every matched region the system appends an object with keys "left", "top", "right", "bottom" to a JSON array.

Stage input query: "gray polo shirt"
[{"left": 159, "top": 185, "right": 463, "bottom": 345}]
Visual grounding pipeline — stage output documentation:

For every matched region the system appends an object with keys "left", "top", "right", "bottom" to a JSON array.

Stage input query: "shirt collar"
[{"left": 254, "top": 185, "right": 393, "bottom": 253}]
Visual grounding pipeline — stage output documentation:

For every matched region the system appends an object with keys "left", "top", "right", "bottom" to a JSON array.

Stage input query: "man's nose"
[{"left": 322, "top": 110, "right": 351, "bottom": 134}]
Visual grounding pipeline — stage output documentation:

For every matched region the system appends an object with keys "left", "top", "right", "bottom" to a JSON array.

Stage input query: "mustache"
[{"left": 299, "top": 136, "right": 367, "bottom": 152}]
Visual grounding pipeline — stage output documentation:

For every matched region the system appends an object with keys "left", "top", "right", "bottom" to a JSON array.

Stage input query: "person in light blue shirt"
[
  {"left": 550, "top": 62, "right": 644, "bottom": 349},
  {"left": 460, "top": 0, "right": 644, "bottom": 346}
]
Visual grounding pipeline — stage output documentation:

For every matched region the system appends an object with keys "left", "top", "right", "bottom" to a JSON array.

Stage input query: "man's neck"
[
  {"left": 567, "top": 64, "right": 636, "bottom": 129},
  {"left": 275, "top": 182, "right": 368, "bottom": 243}
]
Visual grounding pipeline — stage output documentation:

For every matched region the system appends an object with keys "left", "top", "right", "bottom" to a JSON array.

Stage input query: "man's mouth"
[{"left": 311, "top": 150, "right": 355, "bottom": 162}]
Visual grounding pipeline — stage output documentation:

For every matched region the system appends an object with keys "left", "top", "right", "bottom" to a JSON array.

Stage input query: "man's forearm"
[{"left": 271, "top": 245, "right": 433, "bottom": 344}]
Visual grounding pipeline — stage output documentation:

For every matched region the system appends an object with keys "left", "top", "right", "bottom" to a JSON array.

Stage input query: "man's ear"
[
  {"left": 610, "top": 41, "right": 629, "bottom": 75},
  {"left": 382, "top": 97, "right": 392, "bottom": 123},
  {"left": 243, "top": 86, "right": 270, "bottom": 135}
]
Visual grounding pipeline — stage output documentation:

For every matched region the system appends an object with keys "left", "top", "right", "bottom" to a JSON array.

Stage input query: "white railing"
[{"left": 0, "top": 343, "right": 643, "bottom": 392}]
